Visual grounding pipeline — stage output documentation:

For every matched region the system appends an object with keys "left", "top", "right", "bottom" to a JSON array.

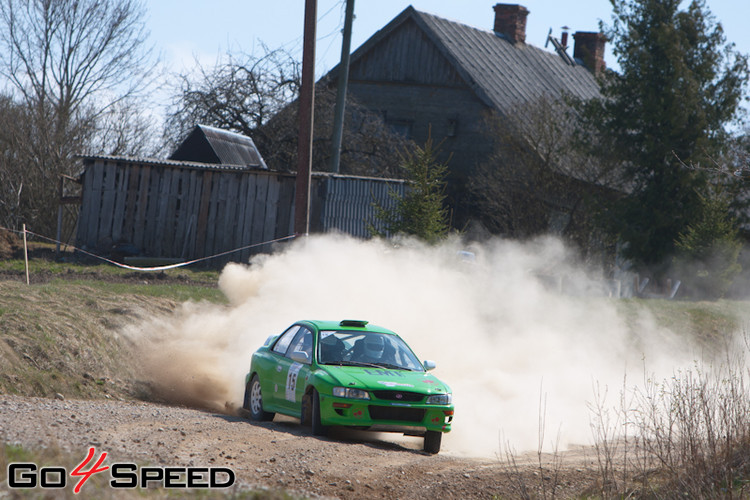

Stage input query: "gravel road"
[{"left": 0, "top": 395, "right": 601, "bottom": 498}]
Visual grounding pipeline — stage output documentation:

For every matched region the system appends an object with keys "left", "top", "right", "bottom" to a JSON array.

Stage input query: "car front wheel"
[
  {"left": 424, "top": 430, "right": 442, "bottom": 454},
  {"left": 244, "top": 374, "right": 274, "bottom": 422},
  {"left": 311, "top": 388, "right": 328, "bottom": 437}
]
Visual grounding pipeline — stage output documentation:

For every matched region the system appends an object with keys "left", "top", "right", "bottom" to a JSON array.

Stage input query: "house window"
[
  {"left": 548, "top": 210, "right": 570, "bottom": 234},
  {"left": 447, "top": 118, "right": 458, "bottom": 137},
  {"left": 386, "top": 119, "right": 413, "bottom": 139}
]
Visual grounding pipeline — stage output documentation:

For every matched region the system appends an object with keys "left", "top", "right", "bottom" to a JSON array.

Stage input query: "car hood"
[{"left": 320, "top": 365, "right": 450, "bottom": 394}]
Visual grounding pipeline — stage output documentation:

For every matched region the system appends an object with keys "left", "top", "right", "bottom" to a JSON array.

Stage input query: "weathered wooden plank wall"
[
  {"left": 76, "top": 157, "right": 405, "bottom": 266},
  {"left": 349, "top": 19, "right": 465, "bottom": 86},
  {"left": 345, "top": 18, "right": 494, "bottom": 181}
]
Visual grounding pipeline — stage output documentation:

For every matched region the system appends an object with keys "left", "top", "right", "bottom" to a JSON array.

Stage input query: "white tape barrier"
[{"left": 0, "top": 226, "right": 296, "bottom": 272}]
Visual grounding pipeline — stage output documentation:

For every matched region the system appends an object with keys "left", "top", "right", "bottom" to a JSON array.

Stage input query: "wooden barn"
[{"left": 74, "top": 155, "right": 405, "bottom": 266}]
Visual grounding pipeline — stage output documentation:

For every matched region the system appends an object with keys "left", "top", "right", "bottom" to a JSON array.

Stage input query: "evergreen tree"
[
  {"left": 580, "top": 0, "right": 748, "bottom": 271},
  {"left": 371, "top": 137, "right": 450, "bottom": 244},
  {"left": 674, "top": 193, "right": 742, "bottom": 298}
]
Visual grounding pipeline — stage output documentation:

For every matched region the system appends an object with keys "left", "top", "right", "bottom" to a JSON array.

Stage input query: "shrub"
[{"left": 673, "top": 193, "right": 742, "bottom": 298}]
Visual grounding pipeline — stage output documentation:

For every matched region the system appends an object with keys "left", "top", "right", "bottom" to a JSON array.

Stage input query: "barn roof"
[
  {"left": 79, "top": 154, "right": 255, "bottom": 172},
  {"left": 336, "top": 6, "right": 601, "bottom": 112},
  {"left": 77, "top": 154, "right": 407, "bottom": 183},
  {"left": 169, "top": 124, "right": 268, "bottom": 169}
]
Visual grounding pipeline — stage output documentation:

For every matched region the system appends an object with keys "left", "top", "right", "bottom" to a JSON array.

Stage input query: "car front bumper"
[{"left": 319, "top": 393, "right": 454, "bottom": 433}]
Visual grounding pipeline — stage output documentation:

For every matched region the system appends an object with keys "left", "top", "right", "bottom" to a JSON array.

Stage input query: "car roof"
[{"left": 300, "top": 320, "right": 397, "bottom": 335}]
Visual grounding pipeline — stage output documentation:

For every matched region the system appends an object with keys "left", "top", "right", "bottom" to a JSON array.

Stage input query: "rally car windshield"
[{"left": 317, "top": 331, "right": 424, "bottom": 371}]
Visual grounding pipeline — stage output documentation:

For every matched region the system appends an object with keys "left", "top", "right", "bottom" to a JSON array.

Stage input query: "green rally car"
[{"left": 243, "top": 320, "right": 454, "bottom": 454}]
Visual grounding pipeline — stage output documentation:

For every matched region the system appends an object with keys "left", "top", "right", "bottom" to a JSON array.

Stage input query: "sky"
[{"left": 145, "top": 0, "right": 750, "bottom": 86}]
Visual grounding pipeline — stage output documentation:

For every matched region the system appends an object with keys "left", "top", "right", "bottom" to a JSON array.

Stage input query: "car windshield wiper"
[
  {"left": 324, "top": 360, "right": 415, "bottom": 371},
  {"left": 329, "top": 360, "right": 383, "bottom": 369},
  {"left": 372, "top": 362, "right": 413, "bottom": 371}
]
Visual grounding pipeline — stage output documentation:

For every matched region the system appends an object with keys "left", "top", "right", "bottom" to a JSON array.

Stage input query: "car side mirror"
[
  {"left": 290, "top": 351, "right": 310, "bottom": 364},
  {"left": 263, "top": 334, "right": 277, "bottom": 346},
  {"left": 423, "top": 360, "right": 437, "bottom": 371}
]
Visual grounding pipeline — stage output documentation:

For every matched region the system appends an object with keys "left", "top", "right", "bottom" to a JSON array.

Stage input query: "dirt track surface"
[{"left": 0, "top": 395, "right": 602, "bottom": 498}]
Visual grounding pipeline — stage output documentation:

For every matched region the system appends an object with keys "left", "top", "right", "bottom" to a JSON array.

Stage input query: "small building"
[
  {"left": 74, "top": 155, "right": 405, "bottom": 266},
  {"left": 169, "top": 124, "right": 268, "bottom": 169}
]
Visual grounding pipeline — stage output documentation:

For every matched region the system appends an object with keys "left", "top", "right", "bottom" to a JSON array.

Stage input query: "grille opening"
[
  {"left": 369, "top": 406, "right": 425, "bottom": 423},
  {"left": 371, "top": 390, "right": 425, "bottom": 402}
]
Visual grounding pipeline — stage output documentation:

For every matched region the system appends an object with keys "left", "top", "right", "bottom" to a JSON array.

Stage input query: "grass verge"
[{"left": 0, "top": 277, "right": 226, "bottom": 400}]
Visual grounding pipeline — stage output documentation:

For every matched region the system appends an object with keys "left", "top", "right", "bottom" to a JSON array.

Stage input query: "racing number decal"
[{"left": 285, "top": 363, "right": 303, "bottom": 402}]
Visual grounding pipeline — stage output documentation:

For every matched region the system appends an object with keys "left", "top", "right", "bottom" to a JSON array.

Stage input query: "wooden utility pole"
[
  {"left": 294, "top": 0, "right": 317, "bottom": 236},
  {"left": 330, "top": 0, "right": 355, "bottom": 174}
]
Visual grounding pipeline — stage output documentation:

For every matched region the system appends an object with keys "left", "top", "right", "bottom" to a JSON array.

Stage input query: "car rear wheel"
[
  {"left": 244, "top": 374, "right": 274, "bottom": 422},
  {"left": 424, "top": 430, "right": 442, "bottom": 454},
  {"left": 311, "top": 388, "right": 328, "bottom": 437}
]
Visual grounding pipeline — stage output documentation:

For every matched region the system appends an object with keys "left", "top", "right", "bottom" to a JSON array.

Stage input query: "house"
[{"left": 323, "top": 3, "right": 606, "bottom": 232}]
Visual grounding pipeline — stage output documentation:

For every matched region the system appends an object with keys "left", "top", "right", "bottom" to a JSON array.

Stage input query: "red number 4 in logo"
[{"left": 70, "top": 447, "right": 109, "bottom": 494}]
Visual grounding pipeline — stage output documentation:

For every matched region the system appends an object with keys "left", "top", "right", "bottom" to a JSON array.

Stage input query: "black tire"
[
  {"left": 244, "top": 374, "right": 274, "bottom": 422},
  {"left": 311, "top": 388, "right": 328, "bottom": 436},
  {"left": 300, "top": 390, "right": 312, "bottom": 426},
  {"left": 424, "top": 430, "right": 442, "bottom": 454}
]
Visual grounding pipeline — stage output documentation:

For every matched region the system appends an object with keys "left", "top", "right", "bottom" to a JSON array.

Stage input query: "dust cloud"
[{"left": 124, "top": 233, "right": 712, "bottom": 457}]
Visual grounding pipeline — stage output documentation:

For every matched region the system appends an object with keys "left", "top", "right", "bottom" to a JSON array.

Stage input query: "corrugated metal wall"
[
  {"left": 318, "top": 175, "right": 404, "bottom": 238},
  {"left": 75, "top": 156, "right": 405, "bottom": 265}
]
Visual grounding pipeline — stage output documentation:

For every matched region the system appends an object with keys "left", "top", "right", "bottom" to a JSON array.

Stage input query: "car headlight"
[
  {"left": 332, "top": 387, "right": 370, "bottom": 400},
  {"left": 426, "top": 393, "right": 452, "bottom": 405}
]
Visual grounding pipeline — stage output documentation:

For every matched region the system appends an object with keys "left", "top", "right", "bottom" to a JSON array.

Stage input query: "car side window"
[
  {"left": 286, "top": 327, "right": 313, "bottom": 364},
  {"left": 272, "top": 326, "right": 300, "bottom": 355}
]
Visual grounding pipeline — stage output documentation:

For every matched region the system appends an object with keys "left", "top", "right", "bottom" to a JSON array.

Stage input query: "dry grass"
[
  {"left": 0, "top": 279, "right": 224, "bottom": 400},
  {"left": 499, "top": 299, "right": 750, "bottom": 499},
  {"left": 586, "top": 336, "right": 750, "bottom": 499}
]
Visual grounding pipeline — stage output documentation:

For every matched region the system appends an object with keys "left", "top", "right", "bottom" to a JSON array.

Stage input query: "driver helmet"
[
  {"left": 363, "top": 335, "right": 385, "bottom": 359},
  {"left": 319, "top": 334, "right": 337, "bottom": 352}
]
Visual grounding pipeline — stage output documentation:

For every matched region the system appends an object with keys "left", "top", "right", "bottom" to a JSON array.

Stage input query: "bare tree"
[
  {"left": 0, "top": 94, "right": 30, "bottom": 230},
  {"left": 92, "top": 97, "right": 164, "bottom": 158},
  {"left": 257, "top": 83, "right": 413, "bottom": 177},
  {"left": 0, "top": 0, "right": 158, "bottom": 234},
  {"left": 164, "top": 47, "right": 301, "bottom": 153},
  {"left": 0, "top": 0, "right": 156, "bottom": 121},
  {"left": 165, "top": 47, "right": 412, "bottom": 177},
  {"left": 467, "top": 96, "right": 616, "bottom": 251}
]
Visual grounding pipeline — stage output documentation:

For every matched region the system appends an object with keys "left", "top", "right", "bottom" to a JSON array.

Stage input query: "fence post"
[
  {"left": 22, "top": 223, "right": 29, "bottom": 285},
  {"left": 56, "top": 175, "right": 63, "bottom": 259}
]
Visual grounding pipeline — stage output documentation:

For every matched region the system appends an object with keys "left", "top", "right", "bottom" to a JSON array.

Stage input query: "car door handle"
[{"left": 276, "top": 365, "right": 283, "bottom": 372}]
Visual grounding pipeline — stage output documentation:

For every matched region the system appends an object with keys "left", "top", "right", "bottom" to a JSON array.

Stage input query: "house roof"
[
  {"left": 169, "top": 124, "right": 268, "bottom": 169},
  {"left": 337, "top": 6, "right": 601, "bottom": 113}
]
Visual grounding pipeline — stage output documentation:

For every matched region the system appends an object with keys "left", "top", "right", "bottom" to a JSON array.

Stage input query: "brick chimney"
[
  {"left": 493, "top": 4, "right": 529, "bottom": 44},
  {"left": 573, "top": 31, "right": 607, "bottom": 74}
]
